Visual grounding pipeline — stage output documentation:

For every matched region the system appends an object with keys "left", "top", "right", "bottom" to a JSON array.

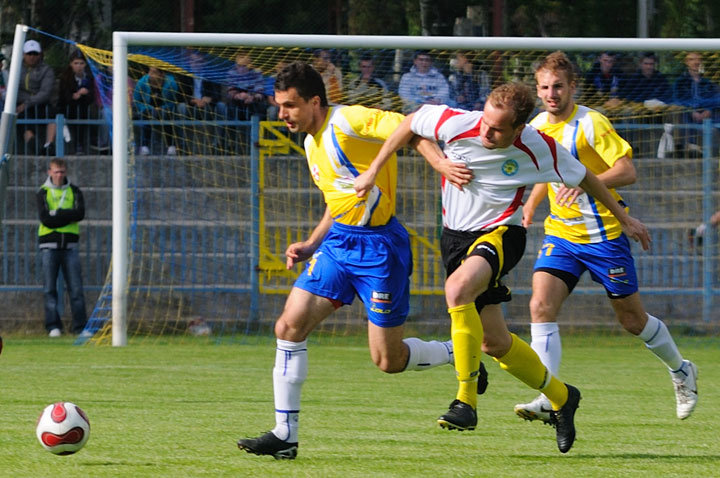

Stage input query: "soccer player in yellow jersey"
[
  {"left": 514, "top": 51, "right": 698, "bottom": 424},
  {"left": 237, "top": 62, "right": 469, "bottom": 460}
]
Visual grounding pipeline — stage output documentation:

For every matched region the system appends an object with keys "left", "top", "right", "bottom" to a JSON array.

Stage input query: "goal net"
[{"left": 56, "top": 33, "right": 718, "bottom": 344}]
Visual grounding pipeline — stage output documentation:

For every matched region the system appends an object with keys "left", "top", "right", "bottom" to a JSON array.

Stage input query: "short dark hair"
[
  {"left": 274, "top": 61, "right": 328, "bottom": 107},
  {"left": 69, "top": 49, "right": 85, "bottom": 61},
  {"left": 641, "top": 51, "right": 657, "bottom": 61},
  {"left": 487, "top": 82, "right": 536, "bottom": 128}
]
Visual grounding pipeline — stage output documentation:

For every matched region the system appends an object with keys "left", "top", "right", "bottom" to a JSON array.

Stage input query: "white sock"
[
  {"left": 530, "top": 322, "right": 561, "bottom": 376},
  {"left": 271, "top": 339, "right": 307, "bottom": 443},
  {"left": 403, "top": 337, "right": 454, "bottom": 371},
  {"left": 637, "top": 314, "right": 684, "bottom": 372}
]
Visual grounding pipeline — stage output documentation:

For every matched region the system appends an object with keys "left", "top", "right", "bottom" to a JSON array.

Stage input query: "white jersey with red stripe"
[{"left": 410, "top": 104, "right": 587, "bottom": 232}]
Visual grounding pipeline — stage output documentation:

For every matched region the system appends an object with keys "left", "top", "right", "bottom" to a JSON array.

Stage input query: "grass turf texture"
[{"left": 0, "top": 335, "right": 717, "bottom": 477}]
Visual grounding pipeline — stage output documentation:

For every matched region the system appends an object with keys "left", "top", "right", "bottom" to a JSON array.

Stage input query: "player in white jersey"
[
  {"left": 514, "top": 51, "right": 698, "bottom": 424},
  {"left": 355, "top": 82, "right": 650, "bottom": 453},
  {"left": 237, "top": 62, "right": 468, "bottom": 460}
]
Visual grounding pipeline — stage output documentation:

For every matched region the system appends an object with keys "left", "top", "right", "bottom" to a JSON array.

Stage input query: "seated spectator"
[
  {"left": 17, "top": 40, "right": 57, "bottom": 155},
  {"left": 448, "top": 51, "right": 488, "bottom": 111},
  {"left": 584, "top": 51, "right": 626, "bottom": 111},
  {"left": 132, "top": 66, "right": 182, "bottom": 155},
  {"left": 673, "top": 51, "right": 720, "bottom": 153},
  {"left": 622, "top": 52, "right": 672, "bottom": 108},
  {"left": 345, "top": 54, "right": 392, "bottom": 110},
  {"left": 57, "top": 50, "right": 98, "bottom": 154},
  {"left": 312, "top": 49, "right": 343, "bottom": 104},
  {"left": 264, "top": 60, "right": 288, "bottom": 120},
  {"left": 225, "top": 52, "right": 267, "bottom": 120},
  {"left": 398, "top": 50, "right": 451, "bottom": 113},
  {"left": 176, "top": 50, "right": 227, "bottom": 153},
  {"left": 178, "top": 50, "right": 226, "bottom": 118}
]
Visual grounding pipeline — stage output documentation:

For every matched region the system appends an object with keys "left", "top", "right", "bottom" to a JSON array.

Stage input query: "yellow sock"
[
  {"left": 449, "top": 303, "right": 483, "bottom": 409},
  {"left": 541, "top": 378, "right": 569, "bottom": 411},
  {"left": 495, "top": 333, "right": 569, "bottom": 409}
]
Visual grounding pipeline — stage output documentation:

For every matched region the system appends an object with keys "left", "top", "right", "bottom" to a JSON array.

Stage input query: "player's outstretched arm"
[
  {"left": 285, "top": 206, "right": 333, "bottom": 269},
  {"left": 555, "top": 155, "right": 636, "bottom": 207},
  {"left": 354, "top": 112, "right": 472, "bottom": 198},
  {"left": 354, "top": 115, "right": 416, "bottom": 198},
  {"left": 522, "top": 183, "right": 548, "bottom": 227},
  {"left": 579, "top": 170, "right": 651, "bottom": 250}
]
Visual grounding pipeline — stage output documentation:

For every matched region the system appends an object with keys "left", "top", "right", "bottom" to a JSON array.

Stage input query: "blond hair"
[{"left": 486, "top": 82, "right": 536, "bottom": 127}]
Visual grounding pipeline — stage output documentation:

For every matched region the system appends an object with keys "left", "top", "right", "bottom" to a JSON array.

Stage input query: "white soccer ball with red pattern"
[{"left": 36, "top": 402, "right": 90, "bottom": 455}]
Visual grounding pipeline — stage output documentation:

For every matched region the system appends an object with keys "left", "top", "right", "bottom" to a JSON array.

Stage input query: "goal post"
[
  {"left": 103, "top": 32, "right": 720, "bottom": 346},
  {"left": 0, "top": 25, "right": 29, "bottom": 233}
]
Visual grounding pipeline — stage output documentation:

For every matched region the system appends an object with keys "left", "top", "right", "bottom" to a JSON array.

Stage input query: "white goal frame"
[{"left": 112, "top": 32, "right": 720, "bottom": 346}]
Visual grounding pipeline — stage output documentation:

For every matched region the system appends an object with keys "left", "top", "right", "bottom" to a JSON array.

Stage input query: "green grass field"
[{"left": 0, "top": 334, "right": 717, "bottom": 477}]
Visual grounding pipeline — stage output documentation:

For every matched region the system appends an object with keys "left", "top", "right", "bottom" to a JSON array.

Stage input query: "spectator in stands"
[
  {"left": 620, "top": 52, "right": 674, "bottom": 157},
  {"left": 622, "top": 52, "right": 672, "bottom": 108},
  {"left": 177, "top": 50, "right": 227, "bottom": 152},
  {"left": 37, "top": 158, "right": 88, "bottom": 337},
  {"left": 312, "top": 49, "right": 344, "bottom": 104},
  {"left": 584, "top": 51, "right": 626, "bottom": 112},
  {"left": 133, "top": 66, "right": 182, "bottom": 155},
  {"left": 345, "top": 54, "right": 392, "bottom": 110},
  {"left": 179, "top": 50, "right": 226, "bottom": 118},
  {"left": 448, "top": 51, "right": 488, "bottom": 111},
  {"left": 57, "top": 50, "right": 98, "bottom": 155},
  {"left": 264, "top": 60, "right": 289, "bottom": 120},
  {"left": 17, "top": 40, "right": 57, "bottom": 156},
  {"left": 0, "top": 53, "right": 8, "bottom": 108},
  {"left": 225, "top": 51, "right": 267, "bottom": 120},
  {"left": 398, "top": 50, "right": 451, "bottom": 113},
  {"left": 672, "top": 51, "right": 720, "bottom": 154}
]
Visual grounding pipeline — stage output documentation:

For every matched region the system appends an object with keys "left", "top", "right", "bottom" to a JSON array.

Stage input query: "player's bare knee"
[
  {"left": 529, "top": 295, "right": 553, "bottom": 322},
  {"left": 372, "top": 353, "right": 405, "bottom": 374},
  {"left": 617, "top": 310, "right": 646, "bottom": 336},
  {"left": 481, "top": 333, "right": 511, "bottom": 358},
  {"left": 444, "top": 277, "right": 480, "bottom": 307},
  {"left": 274, "top": 318, "right": 307, "bottom": 342}
]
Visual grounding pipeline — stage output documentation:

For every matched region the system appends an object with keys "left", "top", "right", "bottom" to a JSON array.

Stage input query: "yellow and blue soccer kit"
[
  {"left": 293, "top": 105, "right": 412, "bottom": 327},
  {"left": 530, "top": 104, "right": 639, "bottom": 297}
]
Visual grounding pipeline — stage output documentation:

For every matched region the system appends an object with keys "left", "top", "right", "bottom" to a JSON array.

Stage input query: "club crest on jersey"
[
  {"left": 310, "top": 163, "right": 321, "bottom": 182},
  {"left": 501, "top": 159, "right": 519, "bottom": 176}
]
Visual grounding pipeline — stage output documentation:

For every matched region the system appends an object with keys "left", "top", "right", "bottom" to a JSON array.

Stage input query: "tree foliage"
[{"left": 2, "top": 0, "right": 720, "bottom": 54}]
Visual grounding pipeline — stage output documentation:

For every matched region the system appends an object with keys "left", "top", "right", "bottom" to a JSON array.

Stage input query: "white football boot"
[
  {"left": 672, "top": 360, "right": 698, "bottom": 420},
  {"left": 514, "top": 394, "right": 553, "bottom": 424}
]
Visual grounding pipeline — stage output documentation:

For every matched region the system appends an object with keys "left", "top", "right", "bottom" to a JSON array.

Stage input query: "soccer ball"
[{"left": 36, "top": 402, "right": 90, "bottom": 455}]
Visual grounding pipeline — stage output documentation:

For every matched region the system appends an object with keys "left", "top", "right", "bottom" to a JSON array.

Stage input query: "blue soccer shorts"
[
  {"left": 533, "top": 234, "right": 639, "bottom": 298},
  {"left": 293, "top": 217, "right": 412, "bottom": 327}
]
